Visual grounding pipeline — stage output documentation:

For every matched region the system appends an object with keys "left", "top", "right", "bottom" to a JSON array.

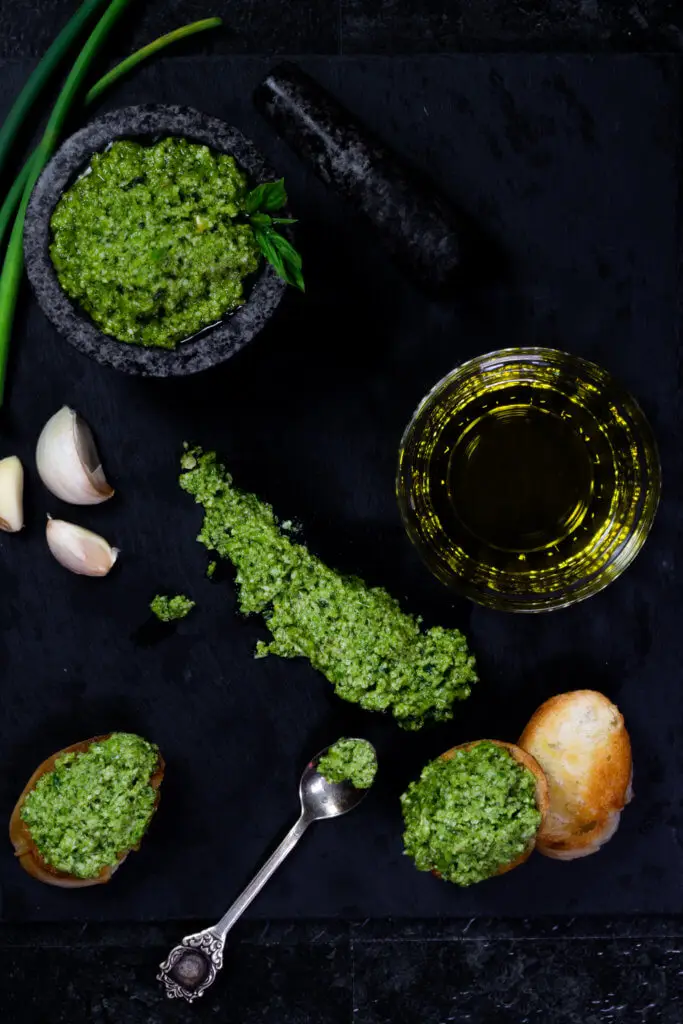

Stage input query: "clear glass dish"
[{"left": 396, "top": 348, "right": 661, "bottom": 612}]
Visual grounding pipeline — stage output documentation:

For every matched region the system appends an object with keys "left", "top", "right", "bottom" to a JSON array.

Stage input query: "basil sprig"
[{"left": 245, "top": 179, "right": 304, "bottom": 292}]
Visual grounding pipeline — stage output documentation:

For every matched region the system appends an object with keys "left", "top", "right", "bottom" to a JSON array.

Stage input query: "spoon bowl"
[{"left": 301, "top": 741, "right": 376, "bottom": 820}]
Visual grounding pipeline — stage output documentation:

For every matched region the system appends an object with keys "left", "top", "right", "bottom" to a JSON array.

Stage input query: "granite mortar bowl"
[{"left": 23, "top": 105, "right": 288, "bottom": 376}]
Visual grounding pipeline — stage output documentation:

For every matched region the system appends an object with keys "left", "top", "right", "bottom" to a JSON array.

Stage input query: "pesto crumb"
[
  {"left": 401, "top": 742, "right": 541, "bottom": 886},
  {"left": 317, "top": 739, "right": 377, "bottom": 789},
  {"left": 150, "top": 594, "right": 195, "bottom": 622},
  {"left": 179, "top": 447, "right": 477, "bottom": 729},
  {"left": 206, "top": 561, "right": 217, "bottom": 579}
]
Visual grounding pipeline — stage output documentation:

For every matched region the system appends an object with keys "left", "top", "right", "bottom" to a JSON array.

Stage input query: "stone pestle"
[{"left": 254, "top": 62, "right": 467, "bottom": 296}]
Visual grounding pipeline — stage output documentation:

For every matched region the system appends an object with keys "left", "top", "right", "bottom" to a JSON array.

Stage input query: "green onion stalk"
[
  {"left": 0, "top": 0, "right": 111, "bottom": 183},
  {"left": 0, "top": 17, "right": 221, "bottom": 250},
  {"left": 0, "top": 12, "right": 222, "bottom": 404}
]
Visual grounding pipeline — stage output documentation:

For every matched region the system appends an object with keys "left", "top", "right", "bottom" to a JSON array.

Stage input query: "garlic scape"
[
  {"left": 0, "top": 455, "right": 24, "bottom": 532},
  {"left": 46, "top": 518, "right": 119, "bottom": 577},
  {"left": 36, "top": 406, "right": 113, "bottom": 505}
]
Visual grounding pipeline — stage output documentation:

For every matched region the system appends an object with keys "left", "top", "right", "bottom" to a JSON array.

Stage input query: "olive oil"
[
  {"left": 397, "top": 349, "right": 660, "bottom": 611},
  {"left": 431, "top": 387, "right": 614, "bottom": 573}
]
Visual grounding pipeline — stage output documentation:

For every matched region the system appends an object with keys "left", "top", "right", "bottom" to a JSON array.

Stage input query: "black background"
[
  {"left": 1, "top": 0, "right": 683, "bottom": 1019},
  {"left": 0, "top": 51, "right": 680, "bottom": 923}
]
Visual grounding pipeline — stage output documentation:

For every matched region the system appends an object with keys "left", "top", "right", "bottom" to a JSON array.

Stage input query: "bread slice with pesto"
[
  {"left": 10, "top": 732, "right": 164, "bottom": 888},
  {"left": 518, "top": 690, "right": 632, "bottom": 860},
  {"left": 439, "top": 741, "right": 549, "bottom": 876},
  {"left": 401, "top": 739, "right": 549, "bottom": 886}
]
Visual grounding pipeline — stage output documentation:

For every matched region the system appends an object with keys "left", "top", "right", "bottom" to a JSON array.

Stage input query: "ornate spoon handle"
[{"left": 158, "top": 812, "right": 311, "bottom": 1002}]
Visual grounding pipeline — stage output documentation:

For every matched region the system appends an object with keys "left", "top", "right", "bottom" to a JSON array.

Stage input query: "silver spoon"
[{"left": 158, "top": 740, "right": 375, "bottom": 1002}]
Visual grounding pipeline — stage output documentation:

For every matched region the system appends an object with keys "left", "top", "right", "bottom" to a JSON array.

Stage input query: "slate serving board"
[{"left": 0, "top": 54, "right": 679, "bottom": 923}]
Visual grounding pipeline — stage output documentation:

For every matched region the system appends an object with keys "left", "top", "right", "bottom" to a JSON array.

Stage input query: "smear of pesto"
[
  {"left": 20, "top": 733, "right": 160, "bottom": 879},
  {"left": 50, "top": 138, "right": 260, "bottom": 349},
  {"left": 401, "top": 742, "right": 541, "bottom": 886},
  {"left": 317, "top": 739, "right": 377, "bottom": 789},
  {"left": 179, "top": 447, "right": 477, "bottom": 729},
  {"left": 150, "top": 593, "right": 195, "bottom": 622}
]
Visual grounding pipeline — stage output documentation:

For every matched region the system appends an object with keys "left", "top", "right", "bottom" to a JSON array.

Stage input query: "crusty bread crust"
[
  {"left": 435, "top": 740, "right": 549, "bottom": 878},
  {"left": 518, "top": 690, "right": 632, "bottom": 860},
  {"left": 9, "top": 734, "right": 164, "bottom": 887}
]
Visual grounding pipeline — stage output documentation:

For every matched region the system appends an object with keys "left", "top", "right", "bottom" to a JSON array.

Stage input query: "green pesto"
[
  {"left": 317, "top": 739, "right": 377, "bottom": 789},
  {"left": 179, "top": 447, "right": 477, "bottom": 730},
  {"left": 150, "top": 593, "right": 195, "bottom": 622},
  {"left": 206, "top": 561, "right": 217, "bottom": 579},
  {"left": 20, "top": 733, "right": 160, "bottom": 879},
  {"left": 50, "top": 138, "right": 261, "bottom": 349},
  {"left": 401, "top": 742, "right": 541, "bottom": 887}
]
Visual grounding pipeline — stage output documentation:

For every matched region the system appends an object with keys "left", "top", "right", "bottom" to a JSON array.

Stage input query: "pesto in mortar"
[
  {"left": 401, "top": 742, "right": 541, "bottom": 886},
  {"left": 150, "top": 593, "right": 195, "bottom": 622},
  {"left": 50, "top": 138, "right": 260, "bottom": 349},
  {"left": 180, "top": 447, "right": 477, "bottom": 729},
  {"left": 317, "top": 739, "right": 377, "bottom": 789},
  {"left": 20, "top": 733, "right": 160, "bottom": 879}
]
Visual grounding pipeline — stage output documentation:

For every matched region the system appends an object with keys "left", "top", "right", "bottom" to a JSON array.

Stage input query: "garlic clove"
[
  {"left": 0, "top": 455, "right": 24, "bottom": 532},
  {"left": 46, "top": 518, "right": 119, "bottom": 577},
  {"left": 36, "top": 406, "right": 114, "bottom": 505}
]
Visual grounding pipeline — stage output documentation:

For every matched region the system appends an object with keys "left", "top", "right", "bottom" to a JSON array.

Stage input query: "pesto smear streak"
[
  {"left": 50, "top": 138, "right": 260, "bottom": 349},
  {"left": 150, "top": 593, "right": 195, "bottom": 622},
  {"left": 180, "top": 448, "right": 477, "bottom": 729},
  {"left": 401, "top": 742, "right": 541, "bottom": 886},
  {"left": 20, "top": 733, "right": 160, "bottom": 879},
  {"left": 317, "top": 739, "right": 377, "bottom": 789}
]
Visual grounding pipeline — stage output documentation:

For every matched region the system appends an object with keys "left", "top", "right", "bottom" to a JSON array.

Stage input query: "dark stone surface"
[
  {"left": 0, "top": 922, "right": 353, "bottom": 1022},
  {"left": 24, "top": 105, "right": 286, "bottom": 376},
  {"left": 1, "top": 919, "right": 683, "bottom": 1021},
  {"left": 342, "top": 0, "right": 683, "bottom": 54},
  {"left": 1, "top": 52, "right": 679, "bottom": 924},
  {"left": 352, "top": 936, "right": 678, "bottom": 1023},
  {"left": 0, "top": 0, "right": 340, "bottom": 61},
  {"left": 1, "top": 28, "right": 682, "bottom": 1024},
  {"left": 2, "top": 0, "right": 683, "bottom": 58}
]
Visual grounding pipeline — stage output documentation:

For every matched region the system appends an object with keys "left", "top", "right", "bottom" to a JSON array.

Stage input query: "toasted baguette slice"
[
  {"left": 436, "top": 740, "right": 549, "bottom": 878},
  {"left": 518, "top": 690, "right": 632, "bottom": 860},
  {"left": 10, "top": 734, "right": 164, "bottom": 888}
]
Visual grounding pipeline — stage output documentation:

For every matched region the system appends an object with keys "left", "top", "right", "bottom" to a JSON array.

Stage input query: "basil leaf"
[
  {"left": 245, "top": 183, "right": 268, "bottom": 214},
  {"left": 268, "top": 231, "right": 303, "bottom": 270},
  {"left": 260, "top": 178, "right": 288, "bottom": 211},
  {"left": 254, "top": 227, "right": 287, "bottom": 279},
  {"left": 250, "top": 212, "right": 272, "bottom": 227},
  {"left": 286, "top": 260, "right": 305, "bottom": 292},
  {"left": 254, "top": 226, "right": 305, "bottom": 292},
  {"left": 246, "top": 178, "right": 288, "bottom": 214}
]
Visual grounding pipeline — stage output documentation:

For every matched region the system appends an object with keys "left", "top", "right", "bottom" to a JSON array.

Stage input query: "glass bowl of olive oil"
[{"left": 397, "top": 348, "right": 661, "bottom": 612}]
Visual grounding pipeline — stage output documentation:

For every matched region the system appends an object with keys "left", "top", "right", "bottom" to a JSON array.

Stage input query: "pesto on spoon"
[
  {"left": 180, "top": 447, "right": 477, "bottom": 729},
  {"left": 317, "top": 738, "right": 377, "bottom": 789}
]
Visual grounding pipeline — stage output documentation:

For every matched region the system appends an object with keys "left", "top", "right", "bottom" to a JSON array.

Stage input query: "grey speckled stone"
[
  {"left": 0, "top": 920, "right": 682, "bottom": 1022},
  {"left": 24, "top": 105, "right": 287, "bottom": 377},
  {"left": 255, "top": 63, "right": 465, "bottom": 294},
  {"left": 353, "top": 937, "right": 681, "bottom": 1023},
  {"left": 2, "top": 0, "right": 683, "bottom": 58}
]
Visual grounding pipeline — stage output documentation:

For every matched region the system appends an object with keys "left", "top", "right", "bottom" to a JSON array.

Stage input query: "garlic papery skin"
[
  {"left": 0, "top": 456, "right": 24, "bottom": 532},
  {"left": 36, "top": 406, "right": 114, "bottom": 505},
  {"left": 46, "top": 518, "right": 119, "bottom": 577}
]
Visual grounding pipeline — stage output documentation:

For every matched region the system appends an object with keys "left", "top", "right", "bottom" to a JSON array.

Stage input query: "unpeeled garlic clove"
[
  {"left": 36, "top": 406, "right": 114, "bottom": 505},
  {"left": 0, "top": 456, "right": 24, "bottom": 532},
  {"left": 46, "top": 518, "right": 119, "bottom": 577}
]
